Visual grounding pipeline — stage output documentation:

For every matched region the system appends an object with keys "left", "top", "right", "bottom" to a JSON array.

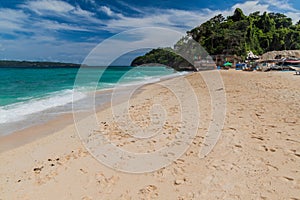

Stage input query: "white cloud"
[
  {"left": 94, "top": 7, "right": 217, "bottom": 33},
  {"left": 260, "top": 0, "right": 296, "bottom": 11},
  {"left": 7, "top": 0, "right": 297, "bottom": 37},
  {"left": 0, "top": 8, "right": 29, "bottom": 33},
  {"left": 73, "top": 5, "right": 94, "bottom": 18},
  {"left": 22, "top": 0, "right": 97, "bottom": 22},
  {"left": 85, "top": 0, "right": 96, "bottom": 6},
  {"left": 0, "top": 36, "right": 95, "bottom": 63},
  {"left": 99, "top": 6, "right": 114, "bottom": 16},
  {"left": 94, "top": 1, "right": 270, "bottom": 33},
  {"left": 116, "top": 1, "right": 144, "bottom": 13},
  {"left": 259, "top": 0, "right": 300, "bottom": 22},
  {"left": 285, "top": 11, "right": 300, "bottom": 22},
  {"left": 0, "top": 6, "right": 94, "bottom": 36},
  {"left": 0, "top": 8, "right": 28, "bottom": 22},
  {"left": 99, "top": 6, "right": 124, "bottom": 18},
  {"left": 84, "top": 28, "right": 184, "bottom": 66},
  {"left": 1, "top": 0, "right": 299, "bottom": 63},
  {"left": 24, "top": 0, "right": 74, "bottom": 14},
  {"left": 98, "top": 0, "right": 300, "bottom": 34},
  {"left": 33, "top": 19, "right": 91, "bottom": 32},
  {"left": 232, "top": 1, "right": 269, "bottom": 15},
  {"left": 0, "top": 44, "right": 5, "bottom": 51}
]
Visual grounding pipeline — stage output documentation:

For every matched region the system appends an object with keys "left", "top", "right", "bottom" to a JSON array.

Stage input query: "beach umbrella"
[{"left": 224, "top": 62, "right": 232, "bottom": 67}]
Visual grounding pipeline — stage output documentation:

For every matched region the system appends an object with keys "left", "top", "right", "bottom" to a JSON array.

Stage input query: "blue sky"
[{"left": 0, "top": 0, "right": 299, "bottom": 64}]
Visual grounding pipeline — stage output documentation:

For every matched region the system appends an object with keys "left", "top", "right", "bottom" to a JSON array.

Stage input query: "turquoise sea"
[{"left": 0, "top": 66, "right": 186, "bottom": 135}]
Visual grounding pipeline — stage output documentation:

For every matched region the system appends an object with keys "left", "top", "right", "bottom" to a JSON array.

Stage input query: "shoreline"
[
  {"left": 0, "top": 66, "right": 185, "bottom": 136},
  {"left": 0, "top": 70, "right": 296, "bottom": 153},
  {"left": 0, "top": 71, "right": 191, "bottom": 153},
  {"left": 0, "top": 70, "right": 299, "bottom": 199}
]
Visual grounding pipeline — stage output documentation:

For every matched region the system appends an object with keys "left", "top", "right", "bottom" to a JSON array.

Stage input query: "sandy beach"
[{"left": 0, "top": 70, "right": 299, "bottom": 199}]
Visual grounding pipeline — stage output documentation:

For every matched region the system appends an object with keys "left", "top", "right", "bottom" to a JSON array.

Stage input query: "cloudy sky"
[{"left": 0, "top": 0, "right": 299, "bottom": 64}]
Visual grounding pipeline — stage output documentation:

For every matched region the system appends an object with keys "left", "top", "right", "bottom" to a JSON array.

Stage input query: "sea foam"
[{"left": 0, "top": 89, "right": 86, "bottom": 124}]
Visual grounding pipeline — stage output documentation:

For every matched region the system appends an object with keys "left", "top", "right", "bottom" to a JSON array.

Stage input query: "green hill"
[
  {"left": 131, "top": 9, "right": 300, "bottom": 69},
  {"left": 130, "top": 48, "right": 192, "bottom": 71}
]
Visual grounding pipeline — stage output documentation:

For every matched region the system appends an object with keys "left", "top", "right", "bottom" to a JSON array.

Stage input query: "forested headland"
[{"left": 131, "top": 9, "right": 300, "bottom": 69}]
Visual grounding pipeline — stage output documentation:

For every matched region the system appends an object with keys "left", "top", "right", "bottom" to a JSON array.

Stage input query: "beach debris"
[
  {"left": 266, "top": 163, "right": 278, "bottom": 171},
  {"left": 81, "top": 196, "right": 92, "bottom": 200},
  {"left": 283, "top": 176, "right": 294, "bottom": 181},
  {"left": 174, "top": 179, "right": 185, "bottom": 185},
  {"left": 228, "top": 127, "right": 237, "bottom": 131},
  {"left": 79, "top": 168, "right": 88, "bottom": 174},
  {"left": 33, "top": 166, "right": 43, "bottom": 173},
  {"left": 234, "top": 144, "right": 242, "bottom": 148},
  {"left": 262, "top": 145, "right": 268, "bottom": 151},
  {"left": 284, "top": 118, "right": 297, "bottom": 124},
  {"left": 251, "top": 136, "right": 264, "bottom": 141},
  {"left": 269, "top": 148, "right": 276, "bottom": 152}
]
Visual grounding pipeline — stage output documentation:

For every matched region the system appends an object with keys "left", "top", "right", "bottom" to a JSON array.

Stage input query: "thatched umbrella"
[
  {"left": 247, "top": 51, "right": 259, "bottom": 60},
  {"left": 224, "top": 62, "right": 232, "bottom": 67},
  {"left": 261, "top": 50, "right": 300, "bottom": 60}
]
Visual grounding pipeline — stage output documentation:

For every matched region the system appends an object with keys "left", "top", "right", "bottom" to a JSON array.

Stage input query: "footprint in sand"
[
  {"left": 120, "top": 192, "right": 132, "bottom": 200},
  {"left": 95, "top": 172, "right": 119, "bottom": 194},
  {"left": 283, "top": 176, "right": 294, "bottom": 181},
  {"left": 234, "top": 144, "right": 242, "bottom": 148},
  {"left": 81, "top": 196, "right": 92, "bottom": 200},
  {"left": 31, "top": 148, "right": 89, "bottom": 185},
  {"left": 138, "top": 185, "right": 158, "bottom": 200},
  {"left": 174, "top": 178, "right": 187, "bottom": 185}
]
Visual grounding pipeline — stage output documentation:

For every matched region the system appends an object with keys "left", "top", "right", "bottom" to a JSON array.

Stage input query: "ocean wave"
[
  {"left": 113, "top": 71, "right": 189, "bottom": 88},
  {"left": 16, "top": 96, "right": 34, "bottom": 101},
  {"left": 0, "top": 70, "right": 187, "bottom": 125},
  {"left": 0, "top": 89, "right": 86, "bottom": 124}
]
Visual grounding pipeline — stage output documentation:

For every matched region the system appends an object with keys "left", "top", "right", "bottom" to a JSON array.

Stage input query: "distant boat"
[
  {"left": 283, "top": 59, "right": 300, "bottom": 65},
  {"left": 256, "top": 55, "right": 300, "bottom": 72},
  {"left": 283, "top": 58, "right": 300, "bottom": 74}
]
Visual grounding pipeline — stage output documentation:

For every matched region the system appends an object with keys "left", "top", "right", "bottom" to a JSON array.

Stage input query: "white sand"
[{"left": 0, "top": 70, "right": 299, "bottom": 199}]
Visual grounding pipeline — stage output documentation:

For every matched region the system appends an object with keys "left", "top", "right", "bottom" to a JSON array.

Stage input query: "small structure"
[
  {"left": 244, "top": 51, "right": 259, "bottom": 71},
  {"left": 247, "top": 51, "right": 259, "bottom": 60},
  {"left": 261, "top": 50, "right": 300, "bottom": 60},
  {"left": 223, "top": 62, "right": 232, "bottom": 70},
  {"left": 256, "top": 50, "right": 300, "bottom": 71},
  {"left": 256, "top": 60, "right": 277, "bottom": 71},
  {"left": 235, "top": 63, "right": 246, "bottom": 70},
  {"left": 211, "top": 54, "right": 242, "bottom": 68},
  {"left": 194, "top": 55, "right": 216, "bottom": 71}
]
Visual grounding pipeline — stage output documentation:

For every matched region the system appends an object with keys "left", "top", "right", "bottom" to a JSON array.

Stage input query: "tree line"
[{"left": 131, "top": 9, "right": 300, "bottom": 68}]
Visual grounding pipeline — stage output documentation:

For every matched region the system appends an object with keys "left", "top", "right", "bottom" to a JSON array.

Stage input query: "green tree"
[
  {"left": 257, "top": 12, "right": 275, "bottom": 33},
  {"left": 131, "top": 9, "right": 300, "bottom": 70},
  {"left": 269, "top": 13, "right": 292, "bottom": 28},
  {"left": 229, "top": 8, "right": 247, "bottom": 22}
]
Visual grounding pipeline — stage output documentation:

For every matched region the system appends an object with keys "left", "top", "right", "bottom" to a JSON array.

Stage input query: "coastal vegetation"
[
  {"left": 129, "top": 48, "right": 191, "bottom": 71},
  {"left": 131, "top": 9, "right": 300, "bottom": 69},
  {"left": 0, "top": 60, "right": 81, "bottom": 68}
]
